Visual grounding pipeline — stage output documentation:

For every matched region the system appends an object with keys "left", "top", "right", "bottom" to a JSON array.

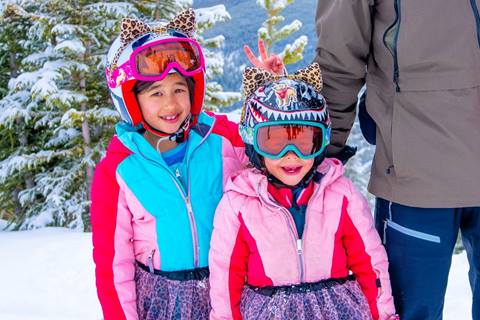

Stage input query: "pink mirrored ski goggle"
[{"left": 107, "top": 37, "right": 205, "bottom": 88}]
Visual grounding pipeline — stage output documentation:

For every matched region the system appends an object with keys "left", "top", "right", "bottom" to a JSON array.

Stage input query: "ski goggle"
[
  {"left": 108, "top": 37, "right": 204, "bottom": 88},
  {"left": 253, "top": 121, "right": 331, "bottom": 160}
]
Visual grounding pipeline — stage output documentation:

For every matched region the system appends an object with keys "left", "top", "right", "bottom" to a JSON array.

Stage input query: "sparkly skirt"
[
  {"left": 240, "top": 275, "right": 372, "bottom": 320},
  {"left": 135, "top": 262, "right": 210, "bottom": 320}
]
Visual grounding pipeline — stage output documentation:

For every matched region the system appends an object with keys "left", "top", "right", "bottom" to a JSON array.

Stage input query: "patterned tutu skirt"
[
  {"left": 135, "top": 262, "right": 210, "bottom": 320},
  {"left": 240, "top": 275, "right": 372, "bottom": 320}
]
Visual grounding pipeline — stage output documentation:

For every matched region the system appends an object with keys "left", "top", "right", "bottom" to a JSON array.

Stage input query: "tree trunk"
[
  {"left": 10, "top": 51, "right": 34, "bottom": 220},
  {"left": 79, "top": 12, "right": 93, "bottom": 197},
  {"left": 80, "top": 78, "right": 93, "bottom": 192}
]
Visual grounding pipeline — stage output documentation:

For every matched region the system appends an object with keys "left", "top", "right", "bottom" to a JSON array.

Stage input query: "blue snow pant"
[{"left": 375, "top": 198, "right": 480, "bottom": 320}]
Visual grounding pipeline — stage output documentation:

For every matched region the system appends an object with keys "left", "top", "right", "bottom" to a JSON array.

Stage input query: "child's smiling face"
[
  {"left": 136, "top": 73, "right": 191, "bottom": 134},
  {"left": 264, "top": 152, "right": 314, "bottom": 186}
]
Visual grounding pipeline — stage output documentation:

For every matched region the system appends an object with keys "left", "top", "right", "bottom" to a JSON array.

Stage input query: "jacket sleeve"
[
  {"left": 91, "top": 158, "right": 138, "bottom": 320},
  {"left": 209, "top": 112, "right": 248, "bottom": 165},
  {"left": 342, "top": 182, "right": 396, "bottom": 320},
  {"left": 209, "top": 193, "right": 249, "bottom": 320},
  {"left": 314, "top": 0, "right": 373, "bottom": 155}
]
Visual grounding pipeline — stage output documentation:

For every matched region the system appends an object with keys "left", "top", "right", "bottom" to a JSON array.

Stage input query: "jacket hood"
[
  {"left": 225, "top": 157, "right": 346, "bottom": 199},
  {"left": 104, "top": 131, "right": 135, "bottom": 157}
]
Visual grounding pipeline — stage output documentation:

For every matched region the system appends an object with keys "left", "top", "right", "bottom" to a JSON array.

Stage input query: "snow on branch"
[
  {"left": 54, "top": 39, "right": 86, "bottom": 56},
  {"left": 0, "top": 92, "right": 31, "bottom": 127},
  {"left": 51, "top": 24, "right": 79, "bottom": 36},
  {"left": 45, "top": 128, "right": 80, "bottom": 148},
  {"left": 201, "top": 35, "right": 225, "bottom": 49},
  {"left": 84, "top": 2, "right": 137, "bottom": 18},
  {"left": 195, "top": 5, "right": 230, "bottom": 32},
  {"left": 273, "top": 19, "right": 301, "bottom": 39},
  {"left": 257, "top": 0, "right": 293, "bottom": 11},
  {"left": 46, "top": 90, "right": 88, "bottom": 108},
  {"left": 280, "top": 35, "right": 308, "bottom": 64},
  {"left": 0, "top": 150, "right": 55, "bottom": 184},
  {"left": 22, "top": 47, "right": 56, "bottom": 67}
]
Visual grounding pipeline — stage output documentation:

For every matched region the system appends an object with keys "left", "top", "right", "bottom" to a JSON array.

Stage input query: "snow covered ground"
[{"left": 0, "top": 222, "right": 473, "bottom": 320}]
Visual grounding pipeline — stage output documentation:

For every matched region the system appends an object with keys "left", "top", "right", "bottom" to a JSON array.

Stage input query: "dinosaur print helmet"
[{"left": 238, "top": 63, "right": 331, "bottom": 175}]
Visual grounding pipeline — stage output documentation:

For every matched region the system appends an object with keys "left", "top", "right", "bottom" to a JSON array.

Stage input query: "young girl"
[
  {"left": 209, "top": 63, "right": 399, "bottom": 320},
  {"left": 90, "top": 9, "right": 249, "bottom": 320}
]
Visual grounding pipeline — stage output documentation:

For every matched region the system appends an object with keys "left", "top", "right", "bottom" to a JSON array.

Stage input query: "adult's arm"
[{"left": 314, "top": 0, "right": 373, "bottom": 156}]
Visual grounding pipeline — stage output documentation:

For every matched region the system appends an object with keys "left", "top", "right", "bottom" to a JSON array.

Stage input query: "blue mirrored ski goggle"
[{"left": 252, "top": 120, "right": 331, "bottom": 160}]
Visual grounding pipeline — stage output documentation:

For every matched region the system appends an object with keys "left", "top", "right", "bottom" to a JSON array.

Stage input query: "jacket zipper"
[
  {"left": 184, "top": 118, "right": 216, "bottom": 268},
  {"left": 260, "top": 183, "right": 324, "bottom": 284},
  {"left": 392, "top": 0, "right": 402, "bottom": 92},
  {"left": 298, "top": 184, "right": 323, "bottom": 282},
  {"left": 383, "top": 0, "right": 402, "bottom": 92},
  {"left": 258, "top": 190, "right": 304, "bottom": 283},
  {"left": 257, "top": 191, "right": 320, "bottom": 283},
  {"left": 281, "top": 207, "right": 305, "bottom": 283},
  {"left": 137, "top": 118, "right": 216, "bottom": 269},
  {"left": 470, "top": 0, "right": 480, "bottom": 48}
]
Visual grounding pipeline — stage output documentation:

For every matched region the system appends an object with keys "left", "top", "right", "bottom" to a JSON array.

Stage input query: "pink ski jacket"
[{"left": 209, "top": 158, "right": 396, "bottom": 320}]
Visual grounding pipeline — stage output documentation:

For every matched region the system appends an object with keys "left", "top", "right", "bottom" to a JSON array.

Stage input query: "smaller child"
[{"left": 209, "top": 63, "right": 399, "bottom": 320}]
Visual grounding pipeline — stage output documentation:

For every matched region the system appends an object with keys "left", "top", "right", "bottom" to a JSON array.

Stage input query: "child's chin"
[
  {"left": 276, "top": 175, "right": 304, "bottom": 187},
  {"left": 156, "top": 125, "right": 181, "bottom": 135}
]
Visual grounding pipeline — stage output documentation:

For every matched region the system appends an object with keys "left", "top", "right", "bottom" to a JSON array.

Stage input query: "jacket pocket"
[
  {"left": 386, "top": 219, "right": 440, "bottom": 243},
  {"left": 382, "top": 200, "right": 441, "bottom": 244}
]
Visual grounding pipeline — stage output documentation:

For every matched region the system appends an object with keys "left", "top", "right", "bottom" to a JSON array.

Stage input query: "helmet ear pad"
[
  {"left": 189, "top": 71, "right": 205, "bottom": 125},
  {"left": 245, "top": 144, "right": 264, "bottom": 171},
  {"left": 121, "top": 79, "right": 143, "bottom": 127}
]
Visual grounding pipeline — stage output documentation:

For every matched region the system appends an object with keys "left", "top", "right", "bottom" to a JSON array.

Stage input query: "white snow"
[
  {"left": 257, "top": 0, "right": 290, "bottom": 11},
  {"left": 51, "top": 24, "right": 79, "bottom": 36},
  {"left": 54, "top": 40, "right": 86, "bottom": 56},
  {"left": 0, "top": 227, "right": 102, "bottom": 320},
  {"left": 0, "top": 150, "right": 55, "bottom": 183},
  {"left": 0, "top": 223, "right": 473, "bottom": 320},
  {"left": 280, "top": 35, "right": 308, "bottom": 60},
  {"left": 195, "top": 5, "right": 231, "bottom": 26}
]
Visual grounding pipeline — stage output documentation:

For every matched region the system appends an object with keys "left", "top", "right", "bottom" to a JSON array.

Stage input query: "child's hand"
[{"left": 243, "top": 40, "right": 285, "bottom": 75}]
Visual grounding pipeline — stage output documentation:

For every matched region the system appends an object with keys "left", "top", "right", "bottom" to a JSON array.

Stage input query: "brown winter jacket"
[{"left": 315, "top": 0, "right": 480, "bottom": 207}]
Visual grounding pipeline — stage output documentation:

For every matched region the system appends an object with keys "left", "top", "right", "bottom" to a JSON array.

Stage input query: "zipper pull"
[
  {"left": 185, "top": 196, "right": 193, "bottom": 214},
  {"left": 175, "top": 168, "right": 181, "bottom": 178},
  {"left": 297, "top": 239, "right": 302, "bottom": 255},
  {"left": 148, "top": 249, "right": 155, "bottom": 273}
]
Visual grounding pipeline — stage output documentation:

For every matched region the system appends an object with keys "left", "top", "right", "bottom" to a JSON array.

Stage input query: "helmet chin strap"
[
  {"left": 146, "top": 114, "right": 192, "bottom": 153},
  {"left": 266, "top": 167, "right": 321, "bottom": 189},
  {"left": 265, "top": 152, "right": 326, "bottom": 189}
]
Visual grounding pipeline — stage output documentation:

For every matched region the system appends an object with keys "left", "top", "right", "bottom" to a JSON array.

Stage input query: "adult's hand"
[{"left": 243, "top": 40, "right": 285, "bottom": 75}]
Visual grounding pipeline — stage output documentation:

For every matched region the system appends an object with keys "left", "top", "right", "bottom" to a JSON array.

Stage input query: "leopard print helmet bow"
[
  {"left": 109, "top": 8, "right": 196, "bottom": 70},
  {"left": 242, "top": 63, "right": 323, "bottom": 100}
]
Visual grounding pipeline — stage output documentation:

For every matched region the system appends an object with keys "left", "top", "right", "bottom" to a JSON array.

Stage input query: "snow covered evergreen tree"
[
  {"left": 0, "top": 1, "right": 239, "bottom": 230},
  {"left": 0, "top": 1, "right": 135, "bottom": 230},
  {"left": 256, "top": 0, "right": 308, "bottom": 65},
  {"left": 195, "top": 4, "right": 241, "bottom": 111},
  {"left": 0, "top": 2, "right": 36, "bottom": 225}
]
